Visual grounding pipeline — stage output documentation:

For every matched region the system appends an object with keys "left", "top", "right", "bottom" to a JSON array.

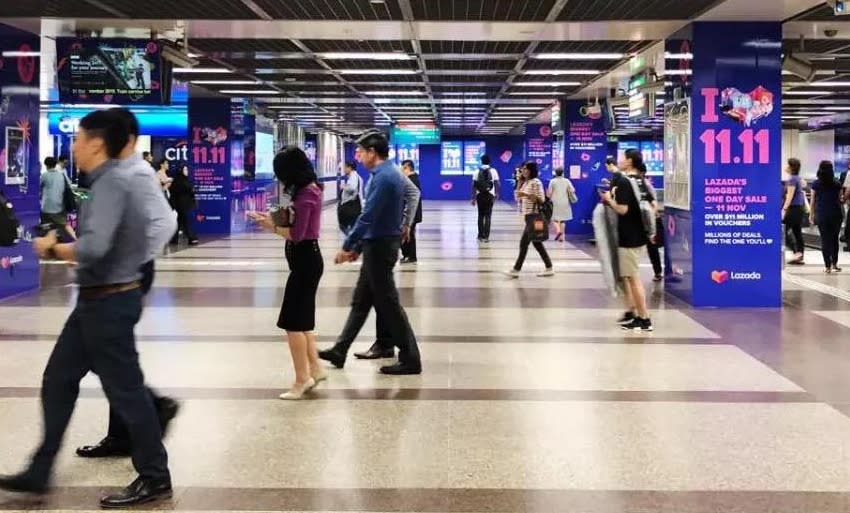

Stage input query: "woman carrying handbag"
[{"left": 505, "top": 161, "right": 554, "bottom": 278}]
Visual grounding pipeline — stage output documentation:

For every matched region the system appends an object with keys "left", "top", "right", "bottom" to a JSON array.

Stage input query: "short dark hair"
[
  {"left": 78, "top": 109, "right": 129, "bottom": 159},
  {"left": 44, "top": 156, "right": 57, "bottom": 168},
  {"left": 787, "top": 157, "right": 801, "bottom": 175},
  {"left": 624, "top": 148, "right": 647, "bottom": 175},
  {"left": 356, "top": 130, "right": 390, "bottom": 159},
  {"left": 480, "top": 154, "right": 491, "bottom": 166},
  {"left": 523, "top": 160, "right": 539, "bottom": 179},
  {"left": 401, "top": 159, "right": 415, "bottom": 171},
  {"left": 142, "top": 151, "right": 151, "bottom": 159},
  {"left": 57, "top": 155, "right": 68, "bottom": 164},
  {"left": 274, "top": 146, "right": 319, "bottom": 195},
  {"left": 109, "top": 108, "right": 140, "bottom": 138},
  {"left": 554, "top": 167, "right": 564, "bottom": 177},
  {"left": 345, "top": 160, "right": 357, "bottom": 170}
]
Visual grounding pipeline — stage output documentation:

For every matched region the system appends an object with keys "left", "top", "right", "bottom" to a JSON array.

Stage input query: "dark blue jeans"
[{"left": 28, "top": 288, "right": 169, "bottom": 484}]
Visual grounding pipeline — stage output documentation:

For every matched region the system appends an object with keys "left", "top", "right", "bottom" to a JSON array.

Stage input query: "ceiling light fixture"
[
  {"left": 522, "top": 70, "right": 599, "bottom": 75},
  {"left": 173, "top": 67, "right": 233, "bottom": 73},
  {"left": 532, "top": 53, "right": 624, "bottom": 60},
  {"left": 512, "top": 81, "right": 582, "bottom": 87},
  {"left": 190, "top": 80, "right": 260, "bottom": 85},
  {"left": 506, "top": 92, "right": 560, "bottom": 96},
  {"left": 338, "top": 69, "right": 418, "bottom": 75},
  {"left": 783, "top": 90, "right": 831, "bottom": 95},
  {"left": 364, "top": 90, "right": 426, "bottom": 96},
  {"left": 438, "top": 92, "right": 488, "bottom": 96},
  {"left": 319, "top": 52, "right": 413, "bottom": 60},
  {"left": 219, "top": 89, "right": 279, "bottom": 95}
]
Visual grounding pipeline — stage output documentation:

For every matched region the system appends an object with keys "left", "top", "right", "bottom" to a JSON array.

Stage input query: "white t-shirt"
[{"left": 475, "top": 166, "right": 500, "bottom": 196}]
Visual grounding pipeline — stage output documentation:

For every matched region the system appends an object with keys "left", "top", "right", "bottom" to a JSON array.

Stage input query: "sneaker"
[
  {"left": 622, "top": 318, "right": 654, "bottom": 332},
  {"left": 503, "top": 269, "right": 520, "bottom": 279},
  {"left": 616, "top": 311, "right": 636, "bottom": 325},
  {"left": 653, "top": 274, "right": 663, "bottom": 282},
  {"left": 537, "top": 268, "right": 555, "bottom": 277}
]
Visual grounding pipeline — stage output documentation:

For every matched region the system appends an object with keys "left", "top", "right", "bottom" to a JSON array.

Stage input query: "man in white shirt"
[
  {"left": 471, "top": 155, "right": 500, "bottom": 243},
  {"left": 338, "top": 160, "right": 363, "bottom": 235}
]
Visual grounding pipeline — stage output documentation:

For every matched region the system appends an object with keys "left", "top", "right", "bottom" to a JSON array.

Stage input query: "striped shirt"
[{"left": 517, "top": 178, "right": 545, "bottom": 215}]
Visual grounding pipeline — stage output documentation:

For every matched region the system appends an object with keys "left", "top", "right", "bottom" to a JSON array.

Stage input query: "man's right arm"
[{"left": 344, "top": 173, "right": 387, "bottom": 252}]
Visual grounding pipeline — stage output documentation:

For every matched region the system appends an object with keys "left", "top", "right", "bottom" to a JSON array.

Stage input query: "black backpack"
[
  {"left": 474, "top": 167, "right": 494, "bottom": 194},
  {"left": 62, "top": 176, "right": 77, "bottom": 213},
  {"left": 0, "top": 190, "right": 20, "bottom": 247}
]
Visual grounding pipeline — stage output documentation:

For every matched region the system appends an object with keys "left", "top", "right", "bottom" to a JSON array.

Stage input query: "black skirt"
[{"left": 277, "top": 239, "right": 324, "bottom": 332}]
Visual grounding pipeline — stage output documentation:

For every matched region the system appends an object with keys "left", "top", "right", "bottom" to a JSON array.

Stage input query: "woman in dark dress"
[
  {"left": 249, "top": 147, "right": 325, "bottom": 400},
  {"left": 810, "top": 160, "right": 844, "bottom": 273},
  {"left": 169, "top": 164, "right": 199, "bottom": 246}
]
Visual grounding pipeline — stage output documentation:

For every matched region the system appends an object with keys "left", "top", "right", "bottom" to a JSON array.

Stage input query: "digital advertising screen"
[
  {"left": 57, "top": 38, "right": 165, "bottom": 105},
  {"left": 617, "top": 141, "right": 640, "bottom": 163},
  {"left": 441, "top": 141, "right": 463, "bottom": 175},
  {"left": 255, "top": 131, "right": 275, "bottom": 179},
  {"left": 641, "top": 141, "right": 664, "bottom": 175},
  {"left": 463, "top": 141, "right": 487, "bottom": 175},
  {"left": 395, "top": 143, "right": 419, "bottom": 170}
]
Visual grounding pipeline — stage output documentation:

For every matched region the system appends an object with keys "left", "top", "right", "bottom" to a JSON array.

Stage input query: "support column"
[
  {"left": 188, "top": 97, "right": 232, "bottom": 235},
  {"left": 665, "top": 22, "right": 783, "bottom": 307},
  {"left": 564, "top": 100, "right": 609, "bottom": 235}
]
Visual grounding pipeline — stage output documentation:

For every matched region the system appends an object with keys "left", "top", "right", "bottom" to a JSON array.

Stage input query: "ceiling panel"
[
  {"left": 331, "top": 60, "right": 419, "bottom": 70},
  {"left": 410, "top": 0, "right": 557, "bottom": 21},
  {"left": 535, "top": 40, "right": 651, "bottom": 54},
  {"left": 190, "top": 39, "right": 304, "bottom": 53},
  {"left": 420, "top": 40, "right": 529, "bottom": 54},
  {"left": 224, "top": 58, "right": 325, "bottom": 70},
  {"left": 0, "top": 0, "right": 116, "bottom": 17},
  {"left": 426, "top": 59, "right": 517, "bottom": 71},
  {"left": 523, "top": 59, "right": 621, "bottom": 71},
  {"left": 783, "top": 38, "right": 850, "bottom": 54},
  {"left": 93, "top": 0, "right": 259, "bottom": 19},
  {"left": 300, "top": 40, "right": 414, "bottom": 53},
  {"left": 252, "top": 0, "right": 403, "bottom": 20},
  {"left": 796, "top": 3, "right": 840, "bottom": 20},
  {"left": 557, "top": 0, "right": 721, "bottom": 21}
]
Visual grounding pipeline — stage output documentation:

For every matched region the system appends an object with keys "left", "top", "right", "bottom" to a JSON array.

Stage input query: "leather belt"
[{"left": 78, "top": 281, "right": 141, "bottom": 300}]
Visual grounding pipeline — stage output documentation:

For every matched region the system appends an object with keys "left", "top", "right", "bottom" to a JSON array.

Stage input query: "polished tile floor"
[{"left": 1, "top": 201, "right": 850, "bottom": 512}]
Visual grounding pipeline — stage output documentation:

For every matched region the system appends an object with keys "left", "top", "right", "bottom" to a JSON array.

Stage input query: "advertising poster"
[
  {"left": 395, "top": 143, "right": 419, "bottom": 170},
  {"left": 525, "top": 123, "right": 553, "bottom": 177},
  {"left": 616, "top": 141, "right": 640, "bottom": 165},
  {"left": 463, "top": 141, "right": 486, "bottom": 175},
  {"left": 0, "top": 29, "right": 40, "bottom": 300},
  {"left": 641, "top": 140, "right": 664, "bottom": 175},
  {"left": 441, "top": 141, "right": 463, "bottom": 175},
  {"left": 564, "top": 101, "right": 609, "bottom": 234},
  {"left": 188, "top": 98, "right": 231, "bottom": 234},
  {"left": 688, "top": 22, "right": 782, "bottom": 307}
]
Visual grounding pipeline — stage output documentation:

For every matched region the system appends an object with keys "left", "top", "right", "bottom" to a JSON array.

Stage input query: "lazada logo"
[
  {"left": 1, "top": 255, "right": 23, "bottom": 269},
  {"left": 711, "top": 270, "right": 761, "bottom": 284}
]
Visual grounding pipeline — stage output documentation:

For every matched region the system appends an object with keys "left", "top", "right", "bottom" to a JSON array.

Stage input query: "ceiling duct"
[{"left": 783, "top": 36, "right": 816, "bottom": 83}]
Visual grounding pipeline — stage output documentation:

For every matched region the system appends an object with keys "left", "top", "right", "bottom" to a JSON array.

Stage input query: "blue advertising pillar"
[
  {"left": 664, "top": 22, "right": 782, "bottom": 307},
  {"left": 188, "top": 98, "right": 232, "bottom": 235},
  {"left": 564, "top": 101, "right": 609, "bottom": 235},
  {"left": 0, "top": 24, "right": 40, "bottom": 301}
]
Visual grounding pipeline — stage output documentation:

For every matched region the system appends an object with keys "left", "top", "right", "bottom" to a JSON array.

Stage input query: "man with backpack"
[
  {"left": 471, "top": 154, "right": 500, "bottom": 243},
  {"left": 40, "top": 157, "right": 76, "bottom": 240},
  {"left": 600, "top": 149, "right": 654, "bottom": 332}
]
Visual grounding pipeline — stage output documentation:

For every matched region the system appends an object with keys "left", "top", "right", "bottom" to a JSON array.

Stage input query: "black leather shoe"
[
  {"left": 380, "top": 362, "right": 422, "bottom": 375},
  {"left": 318, "top": 347, "right": 346, "bottom": 369},
  {"left": 354, "top": 343, "right": 395, "bottom": 360},
  {"left": 99, "top": 476, "right": 172, "bottom": 509},
  {"left": 156, "top": 397, "right": 180, "bottom": 438},
  {"left": 76, "top": 436, "right": 131, "bottom": 459},
  {"left": 0, "top": 473, "right": 48, "bottom": 495}
]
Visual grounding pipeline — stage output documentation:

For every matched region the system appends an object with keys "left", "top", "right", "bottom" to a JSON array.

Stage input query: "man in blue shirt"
[{"left": 320, "top": 131, "right": 422, "bottom": 375}]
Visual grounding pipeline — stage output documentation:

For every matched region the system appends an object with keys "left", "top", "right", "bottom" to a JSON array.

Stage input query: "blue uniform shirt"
[{"left": 343, "top": 160, "right": 407, "bottom": 251}]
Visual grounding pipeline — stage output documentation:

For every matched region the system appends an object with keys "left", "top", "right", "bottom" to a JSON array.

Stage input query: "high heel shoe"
[
  {"left": 279, "top": 378, "right": 316, "bottom": 400},
  {"left": 311, "top": 369, "right": 328, "bottom": 386}
]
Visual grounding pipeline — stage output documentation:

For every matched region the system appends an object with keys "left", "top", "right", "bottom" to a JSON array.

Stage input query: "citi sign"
[
  {"left": 711, "top": 270, "right": 762, "bottom": 284},
  {"left": 164, "top": 141, "right": 189, "bottom": 162}
]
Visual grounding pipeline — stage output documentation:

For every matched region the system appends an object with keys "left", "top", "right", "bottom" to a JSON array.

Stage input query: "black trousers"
[
  {"left": 108, "top": 261, "right": 171, "bottom": 445},
  {"left": 335, "top": 238, "right": 421, "bottom": 366},
  {"left": 784, "top": 205, "right": 806, "bottom": 254},
  {"left": 513, "top": 230, "right": 552, "bottom": 271},
  {"left": 844, "top": 207, "right": 850, "bottom": 249},
  {"left": 172, "top": 207, "right": 196, "bottom": 243},
  {"left": 28, "top": 289, "right": 169, "bottom": 484},
  {"left": 818, "top": 215, "right": 842, "bottom": 268},
  {"left": 477, "top": 193, "right": 495, "bottom": 240},
  {"left": 647, "top": 217, "right": 665, "bottom": 276},
  {"left": 401, "top": 222, "right": 418, "bottom": 261}
]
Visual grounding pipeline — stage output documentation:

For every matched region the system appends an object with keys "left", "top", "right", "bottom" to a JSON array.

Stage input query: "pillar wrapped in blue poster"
[
  {"left": 0, "top": 25, "right": 40, "bottom": 300},
  {"left": 188, "top": 98, "right": 232, "bottom": 234},
  {"left": 667, "top": 22, "right": 782, "bottom": 308},
  {"left": 564, "top": 101, "right": 609, "bottom": 235}
]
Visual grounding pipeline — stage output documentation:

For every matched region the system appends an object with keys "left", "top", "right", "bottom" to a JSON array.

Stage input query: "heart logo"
[
  {"left": 500, "top": 151, "right": 512, "bottom": 163},
  {"left": 195, "top": 214, "right": 205, "bottom": 222},
  {"left": 720, "top": 85, "right": 774, "bottom": 127},
  {"left": 711, "top": 270, "right": 729, "bottom": 284},
  {"left": 0, "top": 257, "right": 9, "bottom": 269}
]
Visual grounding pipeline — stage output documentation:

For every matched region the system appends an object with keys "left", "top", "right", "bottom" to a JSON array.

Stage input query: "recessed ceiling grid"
[
  {"left": 557, "top": 0, "right": 724, "bottom": 21},
  {"left": 410, "top": 0, "right": 558, "bottom": 21},
  {"left": 252, "top": 0, "right": 403, "bottom": 20}
]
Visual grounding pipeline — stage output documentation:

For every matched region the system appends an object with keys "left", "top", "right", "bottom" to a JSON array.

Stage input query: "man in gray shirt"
[
  {"left": 0, "top": 110, "right": 173, "bottom": 508},
  {"left": 74, "top": 108, "right": 180, "bottom": 461}
]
